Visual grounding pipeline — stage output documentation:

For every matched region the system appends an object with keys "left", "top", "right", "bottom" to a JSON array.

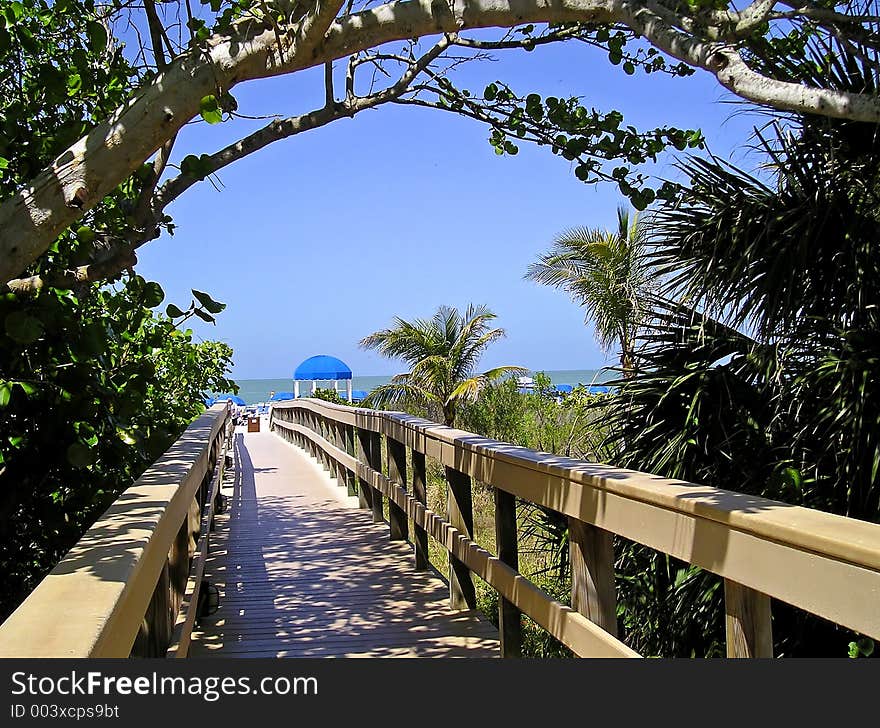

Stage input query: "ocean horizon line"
[{"left": 227, "top": 368, "right": 616, "bottom": 405}]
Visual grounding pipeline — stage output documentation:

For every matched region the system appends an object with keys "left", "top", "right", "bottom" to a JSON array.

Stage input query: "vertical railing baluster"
[
  {"left": 569, "top": 518, "right": 618, "bottom": 637},
  {"left": 329, "top": 419, "right": 339, "bottom": 484},
  {"left": 356, "top": 427, "right": 375, "bottom": 512},
  {"left": 344, "top": 424, "right": 357, "bottom": 497},
  {"left": 369, "top": 431, "right": 384, "bottom": 524},
  {"left": 724, "top": 579, "right": 773, "bottom": 657},
  {"left": 411, "top": 450, "right": 429, "bottom": 571},
  {"left": 446, "top": 467, "right": 476, "bottom": 610},
  {"left": 494, "top": 487, "right": 521, "bottom": 656},
  {"left": 386, "top": 437, "right": 409, "bottom": 542}
]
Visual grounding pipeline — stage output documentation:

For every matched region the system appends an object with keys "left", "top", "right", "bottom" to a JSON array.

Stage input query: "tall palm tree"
[
  {"left": 525, "top": 207, "right": 652, "bottom": 374},
  {"left": 359, "top": 304, "right": 525, "bottom": 426}
]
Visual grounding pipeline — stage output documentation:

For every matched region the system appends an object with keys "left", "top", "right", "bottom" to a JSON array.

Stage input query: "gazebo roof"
[{"left": 294, "top": 355, "right": 352, "bottom": 381}]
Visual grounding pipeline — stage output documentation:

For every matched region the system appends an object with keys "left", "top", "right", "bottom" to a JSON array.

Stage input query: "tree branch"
[
  {"left": 6, "top": 248, "right": 137, "bottom": 294},
  {"left": 3, "top": 0, "right": 880, "bottom": 286}
]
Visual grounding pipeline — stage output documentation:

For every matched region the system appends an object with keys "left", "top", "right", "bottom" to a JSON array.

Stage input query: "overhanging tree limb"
[{"left": 1, "top": 0, "right": 879, "bottom": 285}]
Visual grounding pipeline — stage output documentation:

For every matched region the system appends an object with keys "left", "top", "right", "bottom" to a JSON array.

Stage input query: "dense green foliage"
[
  {"left": 0, "top": 278, "right": 235, "bottom": 619},
  {"left": 598, "top": 48, "right": 880, "bottom": 657},
  {"left": 0, "top": 0, "right": 236, "bottom": 620}
]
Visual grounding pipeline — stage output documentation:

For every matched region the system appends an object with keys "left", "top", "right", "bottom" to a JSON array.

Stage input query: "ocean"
[{"left": 230, "top": 369, "right": 614, "bottom": 405}]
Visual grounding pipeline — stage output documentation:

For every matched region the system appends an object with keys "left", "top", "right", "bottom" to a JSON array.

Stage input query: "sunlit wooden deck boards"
[{"left": 189, "top": 425, "right": 499, "bottom": 658}]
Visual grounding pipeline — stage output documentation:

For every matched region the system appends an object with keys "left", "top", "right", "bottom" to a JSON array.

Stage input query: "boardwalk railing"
[
  {"left": 0, "top": 404, "right": 231, "bottom": 657},
  {"left": 271, "top": 398, "right": 880, "bottom": 658}
]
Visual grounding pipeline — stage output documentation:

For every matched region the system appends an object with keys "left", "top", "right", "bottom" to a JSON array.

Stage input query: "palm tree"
[
  {"left": 525, "top": 207, "right": 652, "bottom": 374},
  {"left": 359, "top": 304, "right": 526, "bottom": 426}
]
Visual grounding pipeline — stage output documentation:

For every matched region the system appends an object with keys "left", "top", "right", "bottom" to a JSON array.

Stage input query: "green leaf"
[
  {"left": 76, "top": 225, "right": 96, "bottom": 245},
  {"left": 5, "top": 312, "right": 44, "bottom": 345},
  {"left": 193, "top": 308, "right": 216, "bottom": 324},
  {"left": 15, "top": 381, "right": 37, "bottom": 397},
  {"left": 0, "top": 381, "right": 11, "bottom": 408},
  {"left": 87, "top": 21, "right": 108, "bottom": 51},
  {"left": 6, "top": 2, "right": 24, "bottom": 22},
  {"left": 199, "top": 95, "right": 223, "bottom": 124},
  {"left": 192, "top": 289, "right": 226, "bottom": 314},
  {"left": 142, "top": 281, "right": 165, "bottom": 308},
  {"left": 66, "top": 442, "right": 97, "bottom": 469},
  {"left": 117, "top": 428, "right": 137, "bottom": 445},
  {"left": 166, "top": 303, "right": 186, "bottom": 318}
]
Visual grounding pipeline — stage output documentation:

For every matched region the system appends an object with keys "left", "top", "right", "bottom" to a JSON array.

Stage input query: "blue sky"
[{"left": 135, "top": 34, "right": 761, "bottom": 379}]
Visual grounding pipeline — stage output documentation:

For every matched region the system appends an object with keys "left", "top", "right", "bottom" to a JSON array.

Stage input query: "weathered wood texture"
[
  {"left": 271, "top": 398, "right": 880, "bottom": 643},
  {"left": 494, "top": 488, "right": 522, "bottom": 657},
  {"left": 189, "top": 429, "right": 499, "bottom": 658},
  {"left": 0, "top": 405, "right": 229, "bottom": 657},
  {"left": 725, "top": 579, "right": 773, "bottom": 658},
  {"left": 411, "top": 451, "right": 429, "bottom": 571},
  {"left": 446, "top": 467, "right": 477, "bottom": 611},
  {"left": 569, "top": 519, "right": 618, "bottom": 637},
  {"left": 387, "top": 437, "right": 409, "bottom": 542},
  {"left": 273, "top": 416, "right": 637, "bottom": 657}
]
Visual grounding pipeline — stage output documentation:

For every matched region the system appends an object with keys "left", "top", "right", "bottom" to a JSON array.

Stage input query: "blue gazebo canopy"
[{"left": 294, "top": 355, "right": 352, "bottom": 381}]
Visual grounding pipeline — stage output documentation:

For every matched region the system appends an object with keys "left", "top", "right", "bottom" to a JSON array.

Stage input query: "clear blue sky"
[{"left": 135, "top": 34, "right": 760, "bottom": 379}]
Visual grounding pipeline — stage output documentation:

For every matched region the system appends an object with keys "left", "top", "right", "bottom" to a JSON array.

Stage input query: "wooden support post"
[
  {"left": 369, "top": 431, "right": 384, "bottom": 524},
  {"left": 724, "top": 579, "right": 773, "bottom": 657},
  {"left": 495, "top": 488, "right": 522, "bottom": 657},
  {"left": 386, "top": 438, "right": 409, "bottom": 542},
  {"left": 331, "top": 422, "right": 341, "bottom": 485},
  {"left": 356, "top": 428, "right": 374, "bottom": 512},
  {"left": 344, "top": 425, "right": 357, "bottom": 497},
  {"left": 320, "top": 416, "right": 329, "bottom": 471},
  {"left": 411, "top": 451, "right": 429, "bottom": 571},
  {"left": 569, "top": 518, "right": 618, "bottom": 637},
  {"left": 446, "top": 467, "right": 476, "bottom": 610}
]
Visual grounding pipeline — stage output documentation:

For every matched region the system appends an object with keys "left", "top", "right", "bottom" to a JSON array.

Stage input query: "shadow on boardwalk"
[{"left": 190, "top": 429, "right": 499, "bottom": 658}]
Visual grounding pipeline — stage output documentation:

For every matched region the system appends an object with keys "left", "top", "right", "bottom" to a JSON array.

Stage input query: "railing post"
[
  {"left": 386, "top": 437, "right": 409, "bottom": 542},
  {"left": 446, "top": 467, "right": 476, "bottom": 610},
  {"left": 369, "top": 431, "right": 384, "bottom": 524},
  {"left": 344, "top": 424, "right": 358, "bottom": 497},
  {"left": 329, "top": 420, "right": 339, "bottom": 484},
  {"left": 569, "top": 518, "right": 618, "bottom": 637},
  {"left": 724, "top": 579, "right": 773, "bottom": 657},
  {"left": 356, "top": 428, "right": 374, "bottom": 512},
  {"left": 411, "top": 451, "right": 429, "bottom": 571},
  {"left": 494, "top": 487, "right": 522, "bottom": 657}
]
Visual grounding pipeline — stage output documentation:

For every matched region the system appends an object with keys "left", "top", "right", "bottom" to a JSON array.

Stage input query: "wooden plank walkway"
[{"left": 189, "top": 425, "right": 499, "bottom": 658}]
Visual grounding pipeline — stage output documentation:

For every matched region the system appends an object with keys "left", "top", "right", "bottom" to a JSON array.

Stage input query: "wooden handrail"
[
  {"left": 167, "top": 415, "right": 235, "bottom": 658},
  {"left": 0, "top": 404, "right": 230, "bottom": 658},
  {"left": 271, "top": 398, "right": 880, "bottom": 657}
]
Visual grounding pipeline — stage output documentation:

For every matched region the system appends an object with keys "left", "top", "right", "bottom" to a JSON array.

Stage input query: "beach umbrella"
[
  {"left": 351, "top": 390, "right": 368, "bottom": 402},
  {"left": 587, "top": 385, "right": 611, "bottom": 395},
  {"left": 269, "top": 391, "right": 295, "bottom": 401},
  {"left": 213, "top": 394, "right": 246, "bottom": 406},
  {"left": 555, "top": 384, "right": 574, "bottom": 394}
]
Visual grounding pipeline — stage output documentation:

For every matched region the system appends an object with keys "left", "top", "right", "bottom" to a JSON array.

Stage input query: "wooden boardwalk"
[{"left": 189, "top": 425, "right": 499, "bottom": 658}]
